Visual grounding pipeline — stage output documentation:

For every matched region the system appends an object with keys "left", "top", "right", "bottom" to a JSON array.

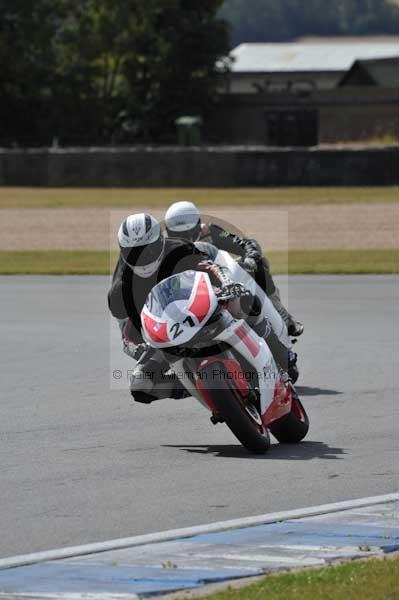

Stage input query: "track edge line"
[{"left": 1, "top": 492, "right": 398, "bottom": 571}]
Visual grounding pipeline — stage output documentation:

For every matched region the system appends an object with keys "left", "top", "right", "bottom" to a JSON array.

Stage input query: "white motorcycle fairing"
[
  {"left": 213, "top": 249, "right": 292, "bottom": 349},
  {"left": 167, "top": 311, "right": 279, "bottom": 418},
  {"left": 212, "top": 314, "right": 278, "bottom": 416},
  {"left": 141, "top": 270, "right": 218, "bottom": 349},
  {"left": 136, "top": 262, "right": 309, "bottom": 454}
]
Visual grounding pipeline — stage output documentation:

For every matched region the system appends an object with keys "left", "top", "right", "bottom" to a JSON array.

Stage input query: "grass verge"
[
  {"left": 197, "top": 557, "right": 399, "bottom": 600},
  {"left": 0, "top": 250, "right": 114, "bottom": 275},
  {"left": 1, "top": 186, "right": 399, "bottom": 208},
  {"left": 268, "top": 249, "right": 399, "bottom": 274},
  {"left": 0, "top": 249, "right": 398, "bottom": 275}
]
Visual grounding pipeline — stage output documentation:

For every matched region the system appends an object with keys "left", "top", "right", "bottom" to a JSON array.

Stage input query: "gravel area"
[{"left": 0, "top": 203, "right": 398, "bottom": 250}]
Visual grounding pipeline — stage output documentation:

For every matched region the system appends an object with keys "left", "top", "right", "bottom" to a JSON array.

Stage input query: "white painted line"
[
  {"left": 193, "top": 552, "right": 323, "bottom": 566},
  {"left": 0, "top": 595, "right": 139, "bottom": 599},
  {"left": 0, "top": 492, "right": 398, "bottom": 571},
  {"left": 259, "top": 543, "right": 375, "bottom": 553}
]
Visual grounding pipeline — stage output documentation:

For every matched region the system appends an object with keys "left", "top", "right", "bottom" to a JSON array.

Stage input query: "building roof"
[
  {"left": 339, "top": 57, "right": 399, "bottom": 87},
  {"left": 230, "top": 43, "right": 399, "bottom": 74}
]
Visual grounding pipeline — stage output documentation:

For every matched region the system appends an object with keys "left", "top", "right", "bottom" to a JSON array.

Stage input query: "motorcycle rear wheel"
[
  {"left": 269, "top": 395, "right": 309, "bottom": 443},
  {"left": 201, "top": 363, "right": 270, "bottom": 454}
]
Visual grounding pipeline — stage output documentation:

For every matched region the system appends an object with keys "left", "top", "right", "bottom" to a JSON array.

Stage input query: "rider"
[
  {"left": 164, "top": 200, "right": 304, "bottom": 337},
  {"left": 109, "top": 212, "right": 295, "bottom": 404}
]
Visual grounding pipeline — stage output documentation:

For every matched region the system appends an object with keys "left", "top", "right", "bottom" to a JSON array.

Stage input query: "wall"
[
  {"left": 227, "top": 71, "right": 341, "bottom": 94},
  {"left": 209, "top": 89, "right": 399, "bottom": 144},
  {"left": 1, "top": 145, "right": 399, "bottom": 187}
]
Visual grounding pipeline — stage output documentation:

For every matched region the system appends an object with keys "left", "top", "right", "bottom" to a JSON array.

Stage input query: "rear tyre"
[
  {"left": 269, "top": 394, "right": 309, "bottom": 443},
  {"left": 200, "top": 364, "right": 270, "bottom": 454}
]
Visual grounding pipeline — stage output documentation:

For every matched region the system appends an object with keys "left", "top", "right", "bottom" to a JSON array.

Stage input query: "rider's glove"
[
  {"left": 217, "top": 282, "right": 250, "bottom": 302},
  {"left": 241, "top": 256, "right": 258, "bottom": 274},
  {"left": 132, "top": 342, "right": 149, "bottom": 362},
  {"left": 197, "top": 260, "right": 229, "bottom": 287},
  {"left": 244, "top": 239, "right": 262, "bottom": 264}
]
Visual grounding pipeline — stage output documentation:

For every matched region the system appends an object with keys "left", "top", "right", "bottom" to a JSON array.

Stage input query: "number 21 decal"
[
  {"left": 170, "top": 323, "right": 183, "bottom": 339},
  {"left": 170, "top": 316, "right": 195, "bottom": 339}
]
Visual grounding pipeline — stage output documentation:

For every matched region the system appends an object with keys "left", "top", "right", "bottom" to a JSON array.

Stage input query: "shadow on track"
[
  {"left": 296, "top": 386, "right": 342, "bottom": 396},
  {"left": 163, "top": 441, "right": 346, "bottom": 460}
]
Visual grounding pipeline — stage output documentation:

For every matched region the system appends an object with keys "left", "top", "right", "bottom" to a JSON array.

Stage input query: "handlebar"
[{"left": 216, "top": 283, "right": 252, "bottom": 303}]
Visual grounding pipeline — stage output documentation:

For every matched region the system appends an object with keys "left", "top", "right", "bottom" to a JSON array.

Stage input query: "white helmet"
[
  {"left": 118, "top": 213, "right": 164, "bottom": 278},
  {"left": 165, "top": 201, "right": 201, "bottom": 241}
]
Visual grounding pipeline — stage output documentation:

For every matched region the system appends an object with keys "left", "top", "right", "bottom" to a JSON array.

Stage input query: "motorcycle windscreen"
[
  {"left": 142, "top": 270, "right": 218, "bottom": 347},
  {"left": 145, "top": 270, "right": 198, "bottom": 316}
]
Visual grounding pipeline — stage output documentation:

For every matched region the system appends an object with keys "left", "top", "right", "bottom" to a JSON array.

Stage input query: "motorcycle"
[{"left": 140, "top": 253, "right": 309, "bottom": 454}]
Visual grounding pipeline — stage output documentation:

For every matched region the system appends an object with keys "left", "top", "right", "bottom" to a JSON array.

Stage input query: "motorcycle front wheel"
[
  {"left": 200, "top": 362, "right": 270, "bottom": 454},
  {"left": 269, "top": 394, "right": 309, "bottom": 443}
]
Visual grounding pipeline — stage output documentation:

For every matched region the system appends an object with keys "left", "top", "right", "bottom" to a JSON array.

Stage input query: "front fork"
[
  {"left": 166, "top": 356, "right": 216, "bottom": 411},
  {"left": 163, "top": 309, "right": 294, "bottom": 427},
  {"left": 213, "top": 316, "right": 279, "bottom": 417},
  {"left": 167, "top": 316, "right": 283, "bottom": 422}
]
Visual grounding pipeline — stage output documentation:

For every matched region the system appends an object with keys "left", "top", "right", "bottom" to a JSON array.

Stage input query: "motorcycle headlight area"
[{"left": 164, "top": 310, "right": 229, "bottom": 358}]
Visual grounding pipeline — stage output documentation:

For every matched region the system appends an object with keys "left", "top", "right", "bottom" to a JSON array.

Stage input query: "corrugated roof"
[
  {"left": 363, "top": 58, "right": 399, "bottom": 86},
  {"left": 339, "top": 57, "right": 399, "bottom": 87},
  {"left": 230, "top": 43, "right": 399, "bottom": 73}
]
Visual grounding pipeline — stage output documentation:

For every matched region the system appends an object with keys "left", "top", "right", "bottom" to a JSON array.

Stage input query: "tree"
[
  {"left": 122, "top": 0, "right": 230, "bottom": 141},
  {"left": 0, "top": 0, "right": 64, "bottom": 143},
  {"left": 0, "top": 0, "right": 230, "bottom": 144}
]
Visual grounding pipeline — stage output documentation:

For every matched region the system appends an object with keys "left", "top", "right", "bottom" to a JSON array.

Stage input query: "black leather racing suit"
[
  {"left": 108, "top": 237, "right": 209, "bottom": 343},
  {"left": 199, "top": 223, "right": 277, "bottom": 297},
  {"left": 109, "top": 236, "right": 292, "bottom": 402},
  {"left": 199, "top": 223, "right": 296, "bottom": 327}
]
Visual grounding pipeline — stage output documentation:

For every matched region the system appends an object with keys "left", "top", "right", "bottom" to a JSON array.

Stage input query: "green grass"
[
  {"left": 195, "top": 557, "right": 399, "bottom": 600},
  {"left": 0, "top": 186, "right": 399, "bottom": 208},
  {"left": 268, "top": 249, "right": 399, "bottom": 274},
  {"left": 1, "top": 249, "right": 398, "bottom": 275},
  {"left": 0, "top": 250, "right": 114, "bottom": 275}
]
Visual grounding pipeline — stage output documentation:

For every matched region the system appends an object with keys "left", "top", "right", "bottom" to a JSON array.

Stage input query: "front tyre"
[
  {"left": 269, "top": 393, "right": 309, "bottom": 443},
  {"left": 200, "top": 363, "right": 270, "bottom": 454}
]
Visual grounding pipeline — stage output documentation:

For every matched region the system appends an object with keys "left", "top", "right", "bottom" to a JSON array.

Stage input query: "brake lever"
[{"left": 217, "top": 294, "right": 235, "bottom": 304}]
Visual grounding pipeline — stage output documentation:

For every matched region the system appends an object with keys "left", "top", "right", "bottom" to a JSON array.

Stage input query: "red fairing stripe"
[
  {"left": 197, "top": 358, "right": 250, "bottom": 399},
  {"left": 142, "top": 312, "right": 169, "bottom": 343},
  {"left": 218, "top": 358, "right": 250, "bottom": 397},
  {"left": 188, "top": 273, "right": 211, "bottom": 323},
  {"left": 196, "top": 377, "right": 217, "bottom": 413},
  {"left": 234, "top": 323, "right": 260, "bottom": 357},
  {"left": 262, "top": 378, "right": 292, "bottom": 425}
]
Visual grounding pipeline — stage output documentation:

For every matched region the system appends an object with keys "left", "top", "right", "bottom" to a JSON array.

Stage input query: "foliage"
[
  {"left": 220, "top": 0, "right": 399, "bottom": 45},
  {"left": 0, "top": 0, "right": 229, "bottom": 144},
  {"left": 121, "top": 0, "right": 230, "bottom": 141}
]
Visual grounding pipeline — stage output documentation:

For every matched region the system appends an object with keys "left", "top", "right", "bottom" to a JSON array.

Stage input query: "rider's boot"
[
  {"left": 130, "top": 358, "right": 157, "bottom": 404},
  {"left": 287, "top": 350, "right": 299, "bottom": 384},
  {"left": 130, "top": 347, "right": 190, "bottom": 403},
  {"left": 129, "top": 346, "right": 162, "bottom": 403},
  {"left": 237, "top": 290, "right": 300, "bottom": 381},
  {"left": 268, "top": 290, "right": 304, "bottom": 337},
  {"left": 252, "top": 317, "right": 299, "bottom": 383}
]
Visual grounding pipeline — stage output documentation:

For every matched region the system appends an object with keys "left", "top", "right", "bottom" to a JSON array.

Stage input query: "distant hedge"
[{"left": 220, "top": 0, "right": 399, "bottom": 45}]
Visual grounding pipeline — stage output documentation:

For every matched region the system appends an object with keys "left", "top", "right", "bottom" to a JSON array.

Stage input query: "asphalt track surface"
[{"left": 1, "top": 275, "right": 398, "bottom": 559}]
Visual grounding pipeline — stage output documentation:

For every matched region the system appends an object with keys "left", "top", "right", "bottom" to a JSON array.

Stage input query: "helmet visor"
[
  {"left": 121, "top": 235, "right": 164, "bottom": 268},
  {"left": 167, "top": 220, "right": 201, "bottom": 242}
]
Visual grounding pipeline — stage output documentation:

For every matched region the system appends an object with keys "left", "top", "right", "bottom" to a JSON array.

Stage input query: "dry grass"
[{"left": 0, "top": 186, "right": 399, "bottom": 208}]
